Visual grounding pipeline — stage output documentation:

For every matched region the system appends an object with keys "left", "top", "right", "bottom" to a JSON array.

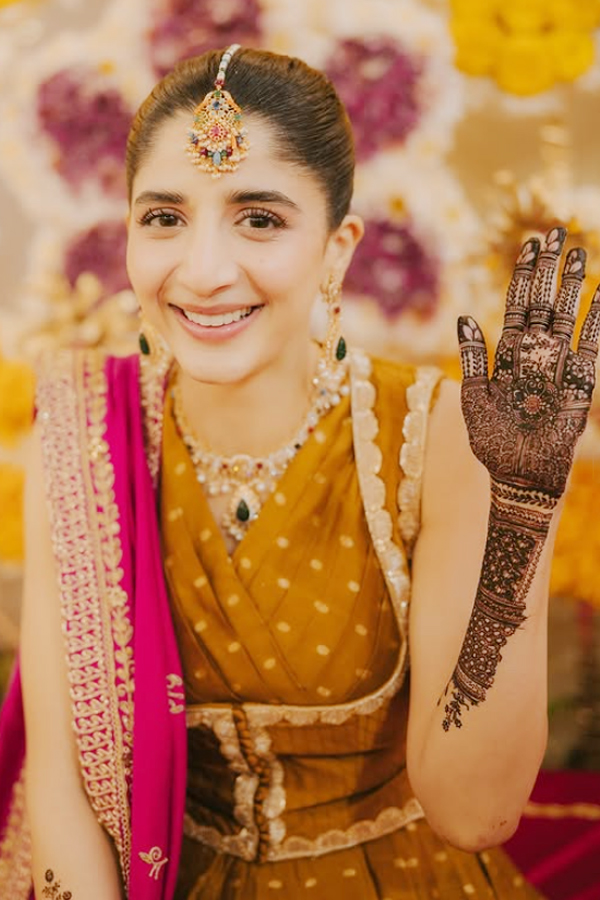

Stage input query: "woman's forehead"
[{"left": 132, "top": 111, "right": 323, "bottom": 205}]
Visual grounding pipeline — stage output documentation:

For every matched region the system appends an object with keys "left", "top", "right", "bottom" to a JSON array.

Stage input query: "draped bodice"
[{"left": 160, "top": 355, "right": 440, "bottom": 863}]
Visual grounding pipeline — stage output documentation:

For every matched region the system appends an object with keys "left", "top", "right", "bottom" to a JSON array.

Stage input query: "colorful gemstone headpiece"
[{"left": 186, "top": 44, "right": 249, "bottom": 177}]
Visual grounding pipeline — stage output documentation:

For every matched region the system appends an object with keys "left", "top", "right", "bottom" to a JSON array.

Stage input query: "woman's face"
[{"left": 126, "top": 112, "right": 362, "bottom": 385}]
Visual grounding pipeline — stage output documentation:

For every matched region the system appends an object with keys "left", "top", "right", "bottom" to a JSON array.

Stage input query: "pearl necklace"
[{"left": 172, "top": 352, "right": 349, "bottom": 541}]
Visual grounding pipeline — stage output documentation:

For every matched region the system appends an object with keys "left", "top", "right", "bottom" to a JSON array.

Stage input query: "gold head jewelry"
[{"left": 186, "top": 44, "right": 249, "bottom": 178}]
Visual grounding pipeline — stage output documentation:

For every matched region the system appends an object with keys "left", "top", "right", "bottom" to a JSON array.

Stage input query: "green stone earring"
[
  {"left": 323, "top": 277, "right": 346, "bottom": 368},
  {"left": 139, "top": 331, "right": 151, "bottom": 356}
]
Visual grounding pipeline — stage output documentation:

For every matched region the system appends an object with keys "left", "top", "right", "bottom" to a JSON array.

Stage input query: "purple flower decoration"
[
  {"left": 326, "top": 38, "right": 422, "bottom": 161},
  {"left": 346, "top": 219, "right": 439, "bottom": 319},
  {"left": 149, "top": 0, "right": 262, "bottom": 77},
  {"left": 37, "top": 68, "right": 132, "bottom": 195},
  {"left": 64, "top": 221, "right": 130, "bottom": 298}
]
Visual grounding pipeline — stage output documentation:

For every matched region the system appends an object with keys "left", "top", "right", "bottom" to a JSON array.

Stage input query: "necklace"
[{"left": 172, "top": 351, "right": 350, "bottom": 541}]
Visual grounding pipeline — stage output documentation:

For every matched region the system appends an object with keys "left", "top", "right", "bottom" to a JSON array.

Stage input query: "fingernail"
[
  {"left": 516, "top": 237, "right": 540, "bottom": 267},
  {"left": 543, "top": 226, "right": 567, "bottom": 253},
  {"left": 563, "top": 247, "right": 586, "bottom": 278}
]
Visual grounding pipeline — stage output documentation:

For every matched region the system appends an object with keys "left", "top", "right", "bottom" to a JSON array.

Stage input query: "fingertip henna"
[{"left": 542, "top": 226, "right": 567, "bottom": 254}]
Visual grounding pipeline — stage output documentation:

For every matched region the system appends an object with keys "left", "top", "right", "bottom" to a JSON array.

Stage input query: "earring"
[
  {"left": 322, "top": 275, "right": 347, "bottom": 366},
  {"left": 138, "top": 317, "right": 173, "bottom": 378}
]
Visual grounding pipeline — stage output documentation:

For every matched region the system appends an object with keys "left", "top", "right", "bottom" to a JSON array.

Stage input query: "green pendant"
[
  {"left": 336, "top": 336, "right": 347, "bottom": 361},
  {"left": 139, "top": 332, "right": 151, "bottom": 356},
  {"left": 236, "top": 499, "right": 250, "bottom": 523}
]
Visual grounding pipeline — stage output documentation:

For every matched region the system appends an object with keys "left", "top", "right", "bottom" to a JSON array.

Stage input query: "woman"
[{"left": 0, "top": 45, "right": 598, "bottom": 900}]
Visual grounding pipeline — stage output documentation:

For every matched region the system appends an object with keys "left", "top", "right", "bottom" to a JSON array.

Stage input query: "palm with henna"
[{"left": 442, "top": 227, "right": 600, "bottom": 730}]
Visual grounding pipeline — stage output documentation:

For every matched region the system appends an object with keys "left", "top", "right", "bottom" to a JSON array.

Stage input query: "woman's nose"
[{"left": 176, "top": 219, "right": 238, "bottom": 297}]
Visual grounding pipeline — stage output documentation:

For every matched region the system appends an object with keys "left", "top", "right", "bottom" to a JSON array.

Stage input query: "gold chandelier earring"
[{"left": 322, "top": 275, "right": 347, "bottom": 367}]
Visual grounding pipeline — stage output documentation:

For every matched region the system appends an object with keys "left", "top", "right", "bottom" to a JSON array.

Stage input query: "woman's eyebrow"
[
  {"left": 133, "top": 189, "right": 186, "bottom": 206},
  {"left": 228, "top": 189, "right": 301, "bottom": 211}
]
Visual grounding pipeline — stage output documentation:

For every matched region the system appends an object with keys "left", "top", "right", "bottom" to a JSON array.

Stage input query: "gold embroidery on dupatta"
[
  {"left": 139, "top": 846, "right": 169, "bottom": 879},
  {"left": 166, "top": 673, "right": 185, "bottom": 714},
  {"left": 184, "top": 350, "right": 438, "bottom": 860},
  {"left": 139, "top": 339, "right": 173, "bottom": 487},
  {"left": 398, "top": 367, "right": 442, "bottom": 556},
  {"left": 37, "top": 350, "right": 133, "bottom": 884},
  {"left": 0, "top": 768, "right": 32, "bottom": 899}
]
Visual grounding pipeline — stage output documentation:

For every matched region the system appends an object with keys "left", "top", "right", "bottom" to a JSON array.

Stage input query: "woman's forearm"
[
  {"left": 409, "top": 502, "right": 559, "bottom": 852},
  {"left": 27, "top": 768, "right": 124, "bottom": 900}
]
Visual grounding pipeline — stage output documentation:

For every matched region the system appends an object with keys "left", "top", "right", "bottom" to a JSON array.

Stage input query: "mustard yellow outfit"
[{"left": 160, "top": 355, "right": 542, "bottom": 900}]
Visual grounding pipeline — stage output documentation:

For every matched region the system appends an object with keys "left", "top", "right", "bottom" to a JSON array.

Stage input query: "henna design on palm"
[{"left": 442, "top": 228, "right": 600, "bottom": 730}]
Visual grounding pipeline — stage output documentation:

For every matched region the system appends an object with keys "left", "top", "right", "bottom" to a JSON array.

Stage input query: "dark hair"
[{"left": 126, "top": 47, "right": 355, "bottom": 231}]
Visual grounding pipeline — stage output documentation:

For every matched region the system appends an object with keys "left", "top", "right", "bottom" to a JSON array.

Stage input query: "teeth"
[{"left": 181, "top": 306, "right": 255, "bottom": 327}]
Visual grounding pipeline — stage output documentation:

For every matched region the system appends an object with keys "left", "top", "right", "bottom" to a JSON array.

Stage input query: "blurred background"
[{"left": 0, "top": 0, "right": 600, "bottom": 867}]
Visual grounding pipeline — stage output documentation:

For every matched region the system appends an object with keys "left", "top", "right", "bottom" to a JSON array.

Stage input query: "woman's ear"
[{"left": 323, "top": 214, "right": 364, "bottom": 283}]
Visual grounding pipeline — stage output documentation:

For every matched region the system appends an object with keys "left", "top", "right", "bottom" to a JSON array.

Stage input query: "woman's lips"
[{"left": 169, "top": 303, "right": 264, "bottom": 342}]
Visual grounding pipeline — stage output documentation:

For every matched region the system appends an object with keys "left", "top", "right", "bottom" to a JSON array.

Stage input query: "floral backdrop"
[{"left": 1, "top": 0, "right": 600, "bottom": 762}]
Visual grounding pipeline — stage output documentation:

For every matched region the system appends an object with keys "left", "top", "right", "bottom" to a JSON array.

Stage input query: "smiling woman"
[{"left": 1, "top": 44, "right": 599, "bottom": 900}]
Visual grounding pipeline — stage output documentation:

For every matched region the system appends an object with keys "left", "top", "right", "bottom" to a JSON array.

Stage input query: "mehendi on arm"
[
  {"left": 443, "top": 228, "right": 600, "bottom": 730},
  {"left": 42, "top": 869, "right": 73, "bottom": 899}
]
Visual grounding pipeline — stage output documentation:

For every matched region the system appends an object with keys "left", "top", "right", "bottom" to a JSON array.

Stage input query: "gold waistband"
[{"left": 183, "top": 797, "right": 425, "bottom": 863}]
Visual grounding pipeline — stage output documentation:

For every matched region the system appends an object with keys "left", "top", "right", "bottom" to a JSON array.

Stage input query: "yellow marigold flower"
[
  {"left": 0, "top": 464, "right": 24, "bottom": 563},
  {"left": 549, "top": 0, "right": 600, "bottom": 30},
  {"left": 496, "top": 34, "right": 556, "bottom": 96},
  {"left": 551, "top": 30, "right": 596, "bottom": 81},
  {"left": 0, "top": 357, "right": 35, "bottom": 447},
  {"left": 450, "top": 0, "right": 496, "bottom": 18},
  {"left": 451, "top": 0, "right": 600, "bottom": 94},
  {"left": 499, "top": 0, "right": 550, "bottom": 34},
  {"left": 451, "top": 19, "right": 502, "bottom": 76}
]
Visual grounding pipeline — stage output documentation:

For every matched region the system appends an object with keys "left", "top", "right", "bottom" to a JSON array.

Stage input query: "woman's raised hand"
[{"left": 458, "top": 227, "right": 600, "bottom": 498}]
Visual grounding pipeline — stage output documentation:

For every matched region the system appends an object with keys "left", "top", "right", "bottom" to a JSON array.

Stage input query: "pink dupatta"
[{"left": 0, "top": 350, "right": 187, "bottom": 899}]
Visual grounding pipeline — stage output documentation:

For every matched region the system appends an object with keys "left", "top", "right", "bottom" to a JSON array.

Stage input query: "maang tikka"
[{"left": 186, "top": 44, "right": 250, "bottom": 177}]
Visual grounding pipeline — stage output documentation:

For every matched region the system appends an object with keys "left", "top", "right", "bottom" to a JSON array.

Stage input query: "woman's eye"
[
  {"left": 239, "top": 208, "right": 286, "bottom": 231},
  {"left": 138, "top": 209, "right": 182, "bottom": 227}
]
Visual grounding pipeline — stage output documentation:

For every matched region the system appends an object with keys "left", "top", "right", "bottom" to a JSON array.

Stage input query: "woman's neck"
[{"left": 176, "top": 341, "right": 320, "bottom": 458}]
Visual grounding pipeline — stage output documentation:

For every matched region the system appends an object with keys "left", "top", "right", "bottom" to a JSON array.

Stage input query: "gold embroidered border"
[
  {"left": 0, "top": 768, "right": 32, "bottom": 899},
  {"left": 37, "top": 350, "right": 133, "bottom": 883},
  {"left": 398, "top": 366, "right": 443, "bottom": 556},
  {"left": 273, "top": 798, "right": 424, "bottom": 861},
  {"left": 139, "top": 332, "right": 173, "bottom": 487},
  {"left": 524, "top": 800, "right": 600, "bottom": 821}
]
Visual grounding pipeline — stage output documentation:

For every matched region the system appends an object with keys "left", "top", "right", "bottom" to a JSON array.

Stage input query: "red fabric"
[{"left": 504, "top": 770, "right": 600, "bottom": 900}]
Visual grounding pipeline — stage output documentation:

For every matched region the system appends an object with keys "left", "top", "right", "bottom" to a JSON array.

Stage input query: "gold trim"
[
  {"left": 139, "top": 326, "right": 173, "bottom": 487},
  {"left": 398, "top": 366, "right": 442, "bottom": 556},
  {"left": 37, "top": 350, "right": 133, "bottom": 883},
  {"left": 0, "top": 768, "right": 32, "bottom": 899},
  {"left": 183, "top": 707, "right": 260, "bottom": 861},
  {"left": 524, "top": 800, "right": 600, "bottom": 821},
  {"left": 274, "top": 798, "right": 424, "bottom": 861}
]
